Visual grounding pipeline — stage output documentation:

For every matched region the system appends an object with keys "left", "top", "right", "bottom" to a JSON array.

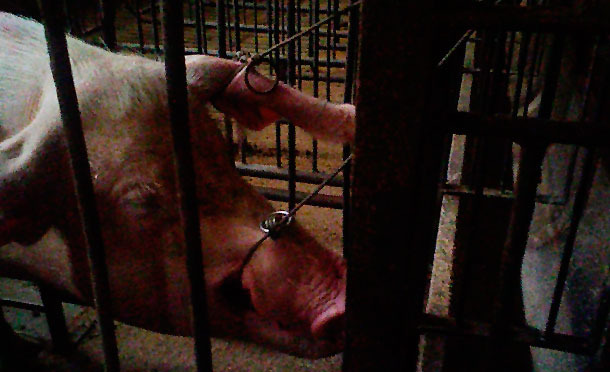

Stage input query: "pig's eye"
[{"left": 122, "top": 184, "right": 162, "bottom": 215}]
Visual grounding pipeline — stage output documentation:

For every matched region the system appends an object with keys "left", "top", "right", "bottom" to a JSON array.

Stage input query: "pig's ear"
[
  {"left": 0, "top": 121, "right": 72, "bottom": 246},
  {"left": 186, "top": 55, "right": 355, "bottom": 144}
]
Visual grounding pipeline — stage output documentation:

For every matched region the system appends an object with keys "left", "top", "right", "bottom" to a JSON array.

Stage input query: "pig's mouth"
[{"left": 218, "top": 270, "right": 345, "bottom": 359}]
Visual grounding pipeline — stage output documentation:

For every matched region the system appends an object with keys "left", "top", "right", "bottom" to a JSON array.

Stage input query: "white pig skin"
[{"left": 0, "top": 12, "right": 353, "bottom": 359}]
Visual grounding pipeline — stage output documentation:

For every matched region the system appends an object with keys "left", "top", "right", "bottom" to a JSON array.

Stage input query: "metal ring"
[
  {"left": 244, "top": 56, "right": 279, "bottom": 95},
  {"left": 260, "top": 210, "right": 293, "bottom": 234}
]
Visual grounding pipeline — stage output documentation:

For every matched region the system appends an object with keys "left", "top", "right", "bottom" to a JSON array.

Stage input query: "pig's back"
[{"left": 0, "top": 12, "right": 109, "bottom": 138}]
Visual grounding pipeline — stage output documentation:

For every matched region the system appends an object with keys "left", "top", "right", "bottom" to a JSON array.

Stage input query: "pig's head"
[{"left": 0, "top": 49, "right": 352, "bottom": 358}]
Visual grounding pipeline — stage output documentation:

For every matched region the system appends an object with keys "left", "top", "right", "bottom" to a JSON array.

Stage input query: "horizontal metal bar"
[
  {"left": 419, "top": 313, "right": 592, "bottom": 356},
  {"left": 114, "top": 42, "right": 347, "bottom": 67},
  {"left": 236, "top": 162, "right": 344, "bottom": 186},
  {"left": 448, "top": 112, "right": 610, "bottom": 146},
  {"left": 436, "top": 4, "right": 610, "bottom": 33},
  {"left": 255, "top": 186, "right": 343, "bottom": 209},
  {"left": 0, "top": 298, "right": 45, "bottom": 313}
]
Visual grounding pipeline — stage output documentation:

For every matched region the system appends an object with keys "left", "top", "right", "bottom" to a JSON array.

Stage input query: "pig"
[{"left": 0, "top": 12, "right": 354, "bottom": 360}]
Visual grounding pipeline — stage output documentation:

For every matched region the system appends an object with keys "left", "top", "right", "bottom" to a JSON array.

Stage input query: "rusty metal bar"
[
  {"left": 161, "top": 2, "right": 213, "bottom": 371},
  {"left": 38, "top": 2, "right": 120, "bottom": 370},
  {"left": 344, "top": 1, "right": 441, "bottom": 371}
]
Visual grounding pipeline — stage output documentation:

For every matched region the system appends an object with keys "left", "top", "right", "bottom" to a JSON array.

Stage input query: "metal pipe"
[
  {"left": 161, "top": 2, "right": 213, "bottom": 371},
  {"left": 236, "top": 162, "right": 344, "bottom": 186},
  {"left": 101, "top": 0, "right": 117, "bottom": 50},
  {"left": 38, "top": 2, "right": 120, "bottom": 370},
  {"left": 287, "top": 0, "right": 297, "bottom": 210}
]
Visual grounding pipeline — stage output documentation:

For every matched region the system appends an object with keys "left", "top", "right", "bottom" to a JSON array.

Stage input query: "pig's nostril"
[
  {"left": 311, "top": 308, "right": 345, "bottom": 341},
  {"left": 219, "top": 274, "right": 255, "bottom": 312}
]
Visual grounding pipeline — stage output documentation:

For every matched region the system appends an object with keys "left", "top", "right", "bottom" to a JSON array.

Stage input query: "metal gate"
[{"left": 1, "top": 1, "right": 609, "bottom": 371}]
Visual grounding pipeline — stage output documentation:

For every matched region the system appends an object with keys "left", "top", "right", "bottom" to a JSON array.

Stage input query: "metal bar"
[
  {"left": 38, "top": 2, "right": 120, "bottom": 370},
  {"left": 226, "top": 0, "right": 233, "bottom": 52},
  {"left": 287, "top": 0, "right": 297, "bottom": 210},
  {"left": 135, "top": 0, "right": 146, "bottom": 53},
  {"left": 344, "top": 1, "right": 440, "bottom": 371},
  {"left": 253, "top": 0, "right": 259, "bottom": 52},
  {"left": 0, "top": 299, "right": 45, "bottom": 313},
  {"left": 273, "top": 0, "right": 282, "bottom": 168},
  {"left": 325, "top": 0, "right": 331, "bottom": 99},
  {"left": 115, "top": 43, "right": 348, "bottom": 68},
  {"left": 435, "top": 4, "right": 610, "bottom": 33},
  {"left": 311, "top": 0, "right": 320, "bottom": 172},
  {"left": 448, "top": 111, "right": 610, "bottom": 146},
  {"left": 150, "top": 0, "right": 161, "bottom": 54},
  {"left": 39, "top": 285, "right": 70, "bottom": 353},
  {"left": 419, "top": 314, "right": 591, "bottom": 355},
  {"left": 195, "top": 0, "right": 204, "bottom": 53},
  {"left": 545, "top": 150, "right": 597, "bottom": 336},
  {"left": 201, "top": 0, "right": 209, "bottom": 53},
  {"left": 101, "top": 0, "right": 117, "bottom": 50},
  {"left": 489, "top": 143, "right": 547, "bottom": 366},
  {"left": 340, "top": 0, "right": 359, "bottom": 257},
  {"left": 256, "top": 186, "right": 343, "bottom": 209},
  {"left": 161, "top": 2, "right": 213, "bottom": 371},
  {"left": 202, "top": 0, "right": 339, "bottom": 15},
  {"left": 236, "top": 162, "right": 344, "bottom": 186}
]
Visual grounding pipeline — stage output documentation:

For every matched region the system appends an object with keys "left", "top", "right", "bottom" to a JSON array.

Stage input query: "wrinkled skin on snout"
[{"left": 0, "top": 13, "right": 353, "bottom": 358}]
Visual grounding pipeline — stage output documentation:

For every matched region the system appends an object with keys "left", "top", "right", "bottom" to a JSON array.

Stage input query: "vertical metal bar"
[
  {"left": 490, "top": 143, "right": 547, "bottom": 345},
  {"left": 161, "top": 2, "right": 213, "bottom": 371},
  {"left": 544, "top": 150, "right": 597, "bottom": 336},
  {"left": 344, "top": 1, "right": 440, "bottom": 370},
  {"left": 217, "top": 0, "right": 234, "bottom": 162},
  {"left": 287, "top": 0, "right": 297, "bottom": 210},
  {"left": 151, "top": 0, "right": 161, "bottom": 54},
  {"left": 273, "top": 0, "right": 282, "bottom": 168},
  {"left": 341, "top": 0, "right": 359, "bottom": 257},
  {"left": 226, "top": 0, "right": 233, "bottom": 52},
  {"left": 201, "top": 0, "right": 209, "bottom": 54},
  {"left": 254, "top": 0, "right": 259, "bottom": 52},
  {"left": 39, "top": 286, "right": 70, "bottom": 353},
  {"left": 296, "top": 0, "right": 303, "bottom": 90},
  {"left": 325, "top": 0, "right": 331, "bottom": 99},
  {"left": 195, "top": 0, "right": 204, "bottom": 53},
  {"left": 332, "top": 0, "right": 339, "bottom": 60},
  {"left": 233, "top": 0, "right": 241, "bottom": 51},
  {"left": 101, "top": 0, "right": 117, "bottom": 50},
  {"left": 38, "top": 2, "right": 120, "bottom": 371},
  {"left": 311, "top": 0, "right": 320, "bottom": 172},
  {"left": 135, "top": 0, "right": 146, "bottom": 53}
]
